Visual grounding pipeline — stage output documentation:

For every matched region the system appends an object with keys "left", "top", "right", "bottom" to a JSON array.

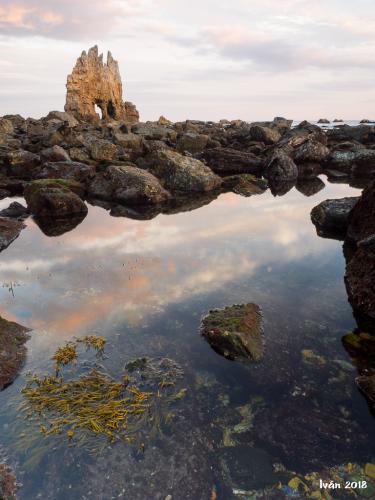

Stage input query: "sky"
[{"left": 0, "top": 0, "right": 374, "bottom": 121}]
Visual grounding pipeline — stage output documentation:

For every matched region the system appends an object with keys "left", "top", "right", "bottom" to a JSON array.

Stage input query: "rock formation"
[{"left": 65, "top": 46, "right": 139, "bottom": 124}]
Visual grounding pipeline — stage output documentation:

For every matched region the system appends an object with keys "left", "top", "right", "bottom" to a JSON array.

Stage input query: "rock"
[
  {"left": 112, "top": 132, "right": 143, "bottom": 150},
  {"left": 24, "top": 179, "right": 88, "bottom": 217},
  {"left": 45, "top": 111, "right": 79, "bottom": 127},
  {"left": 249, "top": 125, "right": 281, "bottom": 145},
  {"left": 0, "top": 118, "right": 14, "bottom": 135},
  {"left": 65, "top": 45, "right": 139, "bottom": 123},
  {"left": 200, "top": 303, "right": 264, "bottom": 361},
  {"left": 311, "top": 197, "right": 359, "bottom": 240},
  {"left": 3, "top": 114, "right": 25, "bottom": 130},
  {"left": 360, "top": 119, "right": 374, "bottom": 124},
  {"left": 139, "top": 149, "right": 222, "bottom": 193},
  {"left": 347, "top": 182, "right": 375, "bottom": 243},
  {"left": 0, "top": 463, "right": 18, "bottom": 499},
  {"left": 296, "top": 177, "right": 325, "bottom": 197},
  {"left": 176, "top": 133, "right": 209, "bottom": 154},
  {"left": 132, "top": 123, "right": 177, "bottom": 142},
  {"left": 40, "top": 145, "right": 70, "bottom": 163},
  {"left": 90, "top": 139, "right": 119, "bottom": 161},
  {"left": 0, "top": 202, "right": 28, "bottom": 219},
  {"left": 69, "top": 147, "right": 90, "bottom": 163},
  {"left": 265, "top": 152, "right": 298, "bottom": 181},
  {"left": 201, "top": 147, "right": 263, "bottom": 175},
  {"left": 268, "top": 178, "right": 297, "bottom": 196},
  {"left": 326, "top": 149, "right": 375, "bottom": 175},
  {"left": 89, "top": 165, "right": 170, "bottom": 205},
  {"left": 36, "top": 161, "right": 95, "bottom": 184},
  {"left": 345, "top": 243, "right": 375, "bottom": 319},
  {"left": 318, "top": 118, "right": 330, "bottom": 124},
  {"left": 293, "top": 139, "right": 330, "bottom": 163},
  {"left": 0, "top": 315, "right": 30, "bottom": 390},
  {"left": 222, "top": 174, "right": 268, "bottom": 197},
  {"left": 356, "top": 375, "right": 375, "bottom": 407},
  {"left": 0, "top": 217, "right": 26, "bottom": 252},
  {"left": 5, "top": 149, "right": 40, "bottom": 179},
  {"left": 33, "top": 213, "right": 88, "bottom": 237},
  {"left": 157, "top": 115, "right": 172, "bottom": 126},
  {"left": 327, "top": 125, "right": 375, "bottom": 145},
  {"left": 333, "top": 119, "right": 343, "bottom": 123}
]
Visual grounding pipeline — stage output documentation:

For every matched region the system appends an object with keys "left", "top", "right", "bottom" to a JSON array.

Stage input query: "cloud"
[{"left": 0, "top": 0, "right": 142, "bottom": 40}]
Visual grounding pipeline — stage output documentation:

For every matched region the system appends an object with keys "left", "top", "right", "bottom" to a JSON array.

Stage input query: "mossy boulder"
[
  {"left": 0, "top": 315, "right": 30, "bottom": 390},
  {"left": 24, "top": 179, "right": 87, "bottom": 217},
  {"left": 200, "top": 303, "right": 264, "bottom": 361}
]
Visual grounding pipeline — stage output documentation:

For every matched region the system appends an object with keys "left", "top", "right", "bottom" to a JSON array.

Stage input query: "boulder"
[
  {"left": 0, "top": 315, "right": 30, "bottom": 390},
  {"left": 40, "top": 145, "right": 70, "bottom": 163},
  {"left": 223, "top": 174, "right": 268, "bottom": 197},
  {"left": 45, "top": 111, "right": 79, "bottom": 127},
  {"left": 90, "top": 140, "right": 119, "bottom": 161},
  {"left": 132, "top": 123, "right": 177, "bottom": 142},
  {"left": 326, "top": 149, "right": 375, "bottom": 175},
  {"left": 33, "top": 213, "right": 88, "bottom": 237},
  {"left": 249, "top": 125, "right": 281, "bottom": 145},
  {"left": 24, "top": 179, "right": 88, "bottom": 217},
  {"left": 176, "top": 133, "right": 209, "bottom": 154},
  {"left": 5, "top": 150, "right": 40, "bottom": 179},
  {"left": 318, "top": 118, "right": 330, "bottom": 124},
  {"left": 0, "top": 118, "right": 14, "bottom": 135},
  {"left": 0, "top": 202, "right": 28, "bottom": 219},
  {"left": 311, "top": 197, "right": 359, "bottom": 239},
  {"left": 0, "top": 217, "right": 26, "bottom": 252},
  {"left": 347, "top": 182, "right": 375, "bottom": 243},
  {"left": 36, "top": 161, "right": 95, "bottom": 184},
  {"left": 201, "top": 147, "right": 263, "bottom": 175},
  {"left": 327, "top": 125, "right": 375, "bottom": 145},
  {"left": 88, "top": 165, "right": 170, "bottom": 205},
  {"left": 139, "top": 149, "right": 222, "bottom": 193},
  {"left": 296, "top": 177, "right": 325, "bottom": 197},
  {"left": 200, "top": 303, "right": 264, "bottom": 361},
  {"left": 265, "top": 152, "right": 298, "bottom": 181},
  {"left": 293, "top": 139, "right": 330, "bottom": 163}
]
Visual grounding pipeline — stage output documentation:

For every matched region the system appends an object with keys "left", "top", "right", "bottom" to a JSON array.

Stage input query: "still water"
[{"left": 0, "top": 177, "right": 374, "bottom": 499}]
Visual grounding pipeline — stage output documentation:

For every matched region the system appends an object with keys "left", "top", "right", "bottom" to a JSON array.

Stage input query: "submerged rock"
[
  {"left": 33, "top": 213, "right": 88, "bottom": 236},
  {"left": 222, "top": 174, "right": 268, "bottom": 197},
  {"left": 0, "top": 216, "right": 26, "bottom": 252},
  {"left": 24, "top": 179, "right": 88, "bottom": 217},
  {"left": 0, "top": 463, "right": 18, "bottom": 500},
  {"left": 200, "top": 303, "right": 264, "bottom": 361},
  {"left": 296, "top": 177, "right": 325, "bottom": 197},
  {"left": 311, "top": 197, "right": 359, "bottom": 240},
  {"left": 0, "top": 315, "right": 30, "bottom": 390}
]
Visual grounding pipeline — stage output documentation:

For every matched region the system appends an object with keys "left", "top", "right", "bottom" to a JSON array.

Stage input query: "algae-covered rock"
[
  {"left": 200, "top": 303, "right": 264, "bottom": 361},
  {"left": 0, "top": 315, "right": 30, "bottom": 390}
]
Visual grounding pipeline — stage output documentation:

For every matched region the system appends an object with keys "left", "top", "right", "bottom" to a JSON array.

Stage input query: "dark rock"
[
  {"left": 311, "top": 197, "right": 359, "bottom": 240},
  {"left": 69, "top": 147, "right": 90, "bottom": 163},
  {"left": 222, "top": 174, "right": 268, "bottom": 197},
  {"left": 360, "top": 119, "right": 374, "bottom": 124},
  {"left": 269, "top": 178, "right": 296, "bottom": 196},
  {"left": 345, "top": 244, "right": 375, "bottom": 319},
  {"left": 5, "top": 149, "right": 40, "bottom": 179},
  {"left": 294, "top": 139, "right": 330, "bottom": 163},
  {"left": 0, "top": 202, "right": 28, "bottom": 219},
  {"left": 132, "top": 123, "right": 177, "bottom": 141},
  {"left": 296, "top": 177, "right": 325, "bottom": 197},
  {"left": 333, "top": 119, "right": 343, "bottom": 123},
  {"left": 139, "top": 149, "right": 222, "bottom": 193},
  {"left": 318, "top": 118, "right": 330, "bottom": 124},
  {"left": 88, "top": 165, "right": 171, "bottom": 205},
  {"left": 0, "top": 463, "right": 18, "bottom": 500},
  {"left": 0, "top": 217, "right": 26, "bottom": 252},
  {"left": 90, "top": 139, "right": 119, "bottom": 161},
  {"left": 45, "top": 110, "right": 79, "bottom": 127},
  {"left": 0, "top": 315, "right": 30, "bottom": 390},
  {"left": 265, "top": 152, "right": 298, "bottom": 181},
  {"left": 327, "top": 125, "right": 375, "bottom": 145},
  {"left": 347, "top": 181, "right": 375, "bottom": 243},
  {"left": 249, "top": 125, "right": 281, "bottom": 145},
  {"left": 33, "top": 213, "right": 87, "bottom": 236},
  {"left": 37, "top": 161, "right": 95, "bottom": 184},
  {"left": 40, "top": 145, "right": 71, "bottom": 163},
  {"left": 201, "top": 147, "right": 263, "bottom": 175},
  {"left": 200, "top": 303, "right": 264, "bottom": 361},
  {"left": 24, "top": 179, "right": 88, "bottom": 217},
  {"left": 356, "top": 375, "right": 375, "bottom": 407}
]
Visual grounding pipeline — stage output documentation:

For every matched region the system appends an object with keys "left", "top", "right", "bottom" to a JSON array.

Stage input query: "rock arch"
[{"left": 64, "top": 45, "right": 139, "bottom": 124}]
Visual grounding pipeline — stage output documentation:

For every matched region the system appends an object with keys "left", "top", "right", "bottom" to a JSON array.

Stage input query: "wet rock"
[
  {"left": 347, "top": 181, "right": 375, "bottom": 243},
  {"left": 222, "top": 174, "right": 268, "bottom": 197},
  {"left": 65, "top": 45, "right": 139, "bottom": 123},
  {"left": 326, "top": 149, "right": 375, "bottom": 176},
  {"left": 37, "top": 161, "right": 95, "bottom": 184},
  {"left": 201, "top": 147, "right": 263, "bottom": 175},
  {"left": 265, "top": 152, "right": 298, "bottom": 181},
  {"left": 0, "top": 463, "right": 18, "bottom": 499},
  {"left": 176, "top": 133, "right": 209, "bottom": 154},
  {"left": 327, "top": 125, "right": 375, "bottom": 145},
  {"left": 40, "top": 145, "right": 70, "bottom": 163},
  {"left": 293, "top": 139, "right": 330, "bottom": 163},
  {"left": 24, "top": 179, "right": 88, "bottom": 217},
  {"left": 33, "top": 213, "right": 88, "bottom": 236},
  {"left": 139, "top": 149, "right": 222, "bottom": 193},
  {"left": 0, "top": 217, "right": 26, "bottom": 252},
  {"left": 5, "top": 149, "right": 40, "bottom": 179},
  {"left": 0, "top": 315, "right": 30, "bottom": 390},
  {"left": 88, "top": 165, "right": 170, "bottom": 205},
  {"left": 296, "top": 177, "right": 325, "bottom": 196},
  {"left": 200, "top": 303, "right": 264, "bottom": 361},
  {"left": 356, "top": 375, "right": 375, "bottom": 408},
  {"left": 269, "top": 178, "right": 296, "bottom": 196},
  {"left": 249, "top": 125, "right": 281, "bottom": 145},
  {"left": 345, "top": 244, "right": 375, "bottom": 320},
  {"left": 0, "top": 202, "right": 28, "bottom": 219},
  {"left": 311, "top": 197, "right": 359, "bottom": 240}
]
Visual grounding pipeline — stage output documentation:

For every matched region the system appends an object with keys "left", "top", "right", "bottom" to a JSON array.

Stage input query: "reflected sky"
[{"left": 0, "top": 179, "right": 361, "bottom": 360}]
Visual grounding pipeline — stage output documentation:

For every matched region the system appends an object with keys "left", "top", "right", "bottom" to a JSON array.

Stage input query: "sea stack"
[{"left": 64, "top": 45, "right": 139, "bottom": 124}]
